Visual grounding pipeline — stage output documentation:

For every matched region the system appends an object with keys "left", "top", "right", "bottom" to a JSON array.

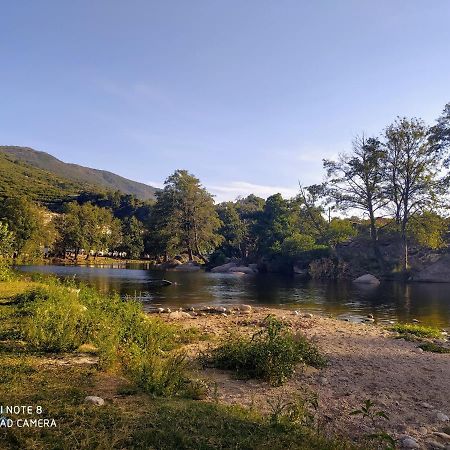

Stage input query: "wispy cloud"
[{"left": 208, "top": 181, "right": 298, "bottom": 203}]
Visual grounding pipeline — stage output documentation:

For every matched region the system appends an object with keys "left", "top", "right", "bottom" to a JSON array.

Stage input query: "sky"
[{"left": 1, "top": 1, "right": 449, "bottom": 202}]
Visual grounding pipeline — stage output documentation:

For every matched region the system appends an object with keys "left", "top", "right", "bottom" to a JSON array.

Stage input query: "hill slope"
[
  {"left": 0, "top": 146, "right": 157, "bottom": 200},
  {"left": 0, "top": 152, "right": 94, "bottom": 207}
]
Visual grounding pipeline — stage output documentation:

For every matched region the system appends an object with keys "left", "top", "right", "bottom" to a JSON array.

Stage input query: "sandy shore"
[{"left": 157, "top": 306, "right": 450, "bottom": 448}]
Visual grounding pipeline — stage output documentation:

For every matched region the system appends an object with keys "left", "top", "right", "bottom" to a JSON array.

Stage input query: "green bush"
[
  {"left": 389, "top": 323, "right": 442, "bottom": 339},
  {"left": 20, "top": 280, "right": 192, "bottom": 397},
  {"left": 205, "top": 315, "right": 326, "bottom": 386}
]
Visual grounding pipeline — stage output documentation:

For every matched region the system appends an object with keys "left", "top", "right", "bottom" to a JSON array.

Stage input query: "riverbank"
[
  {"left": 0, "top": 279, "right": 350, "bottom": 450},
  {"left": 155, "top": 306, "right": 450, "bottom": 449},
  {"left": 1, "top": 276, "right": 449, "bottom": 449}
]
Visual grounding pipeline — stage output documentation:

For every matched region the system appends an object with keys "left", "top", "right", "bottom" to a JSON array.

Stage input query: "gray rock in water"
[
  {"left": 400, "top": 436, "right": 419, "bottom": 449},
  {"left": 353, "top": 274, "right": 380, "bottom": 285},
  {"left": 412, "top": 254, "right": 450, "bottom": 283},
  {"left": 84, "top": 396, "right": 105, "bottom": 406}
]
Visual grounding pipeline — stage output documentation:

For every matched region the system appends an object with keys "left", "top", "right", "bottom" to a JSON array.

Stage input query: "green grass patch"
[
  {"left": 0, "top": 353, "right": 351, "bottom": 450},
  {"left": 418, "top": 342, "right": 450, "bottom": 353},
  {"left": 3, "top": 279, "right": 202, "bottom": 397},
  {"left": 204, "top": 315, "right": 326, "bottom": 386},
  {"left": 389, "top": 323, "right": 442, "bottom": 339}
]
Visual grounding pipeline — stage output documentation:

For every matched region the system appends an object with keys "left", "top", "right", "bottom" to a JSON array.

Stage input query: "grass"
[
  {"left": 204, "top": 315, "right": 326, "bottom": 386},
  {"left": 389, "top": 323, "right": 442, "bottom": 339},
  {"left": 417, "top": 342, "right": 450, "bottom": 353},
  {"left": 0, "top": 353, "right": 351, "bottom": 450},
  {"left": 0, "top": 277, "right": 353, "bottom": 450}
]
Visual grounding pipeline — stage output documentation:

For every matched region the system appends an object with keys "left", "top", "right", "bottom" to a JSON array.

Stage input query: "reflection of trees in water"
[{"left": 18, "top": 265, "right": 450, "bottom": 327}]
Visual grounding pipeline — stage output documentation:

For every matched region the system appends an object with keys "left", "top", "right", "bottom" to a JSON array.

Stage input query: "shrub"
[
  {"left": 205, "top": 315, "right": 326, "bottom": 386},
  {"left": 389, "top": 323, "right": 442, "bottom": 339},
  {"left": 20, "top": 280, "right": 192, "bottom": 397}
]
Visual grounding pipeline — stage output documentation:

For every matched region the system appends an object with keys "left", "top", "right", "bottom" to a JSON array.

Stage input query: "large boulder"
[
  {"left": 353, "top": 274, "right": 380, "bottom": 285},
  {"left": 173, "top": 262, "right": 201, "bottom": 272},
  {"left": 412, "top": 254, "right": 450, "bottom": 283},
  {"left": 210, "top": 262, "right": 237, "bottom": 273}
]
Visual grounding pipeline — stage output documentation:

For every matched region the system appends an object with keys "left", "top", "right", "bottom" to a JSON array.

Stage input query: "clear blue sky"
[{"left": 1, "top": 1, "right": 449, "bottom": 201}]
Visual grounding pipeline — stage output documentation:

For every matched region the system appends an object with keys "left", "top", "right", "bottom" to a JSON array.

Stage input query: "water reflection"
[{"left": 18, "top": 264, "right": 450, "bottom": 328}]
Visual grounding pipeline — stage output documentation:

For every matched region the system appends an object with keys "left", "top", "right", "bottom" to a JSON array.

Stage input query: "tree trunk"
[{"left": 368, "top": 209, "right": 385, "bottom": 271}]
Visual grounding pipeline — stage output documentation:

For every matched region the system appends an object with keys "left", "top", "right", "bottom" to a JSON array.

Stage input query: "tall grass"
[
  {"left": 205, "top": 315, "right": 326, "bottom": 386},
  {"left": 19, "top": 279, "right": 194, "bottom": 396}
]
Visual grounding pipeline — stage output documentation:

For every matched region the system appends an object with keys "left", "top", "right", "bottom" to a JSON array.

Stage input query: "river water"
[{"left": 18, "top": 263, "right": 450, "bottom": 328}]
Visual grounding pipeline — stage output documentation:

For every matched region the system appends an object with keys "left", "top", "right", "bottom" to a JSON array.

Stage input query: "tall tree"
[
  {"left": 152, "top": 170, "right": 222, "bottom": 260},
  {"left": 0, "top": 196, "right": 50, "bottom": 257},
  {"left": 119, "top": 216, "right": 144, "bottom": 259},
  {"left": 323, "top": 136, "right": 387, "bottom": 266},
  {"left": 384, "top": 117, "right": 449, "bottom": 270}
]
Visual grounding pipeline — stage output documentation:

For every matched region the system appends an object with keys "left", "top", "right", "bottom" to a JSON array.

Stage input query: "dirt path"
[{"left": 161, "top": 307, "right": 450, "bottom": 448}]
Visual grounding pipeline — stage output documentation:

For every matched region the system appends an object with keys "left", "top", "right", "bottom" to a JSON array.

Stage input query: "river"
[{"left": 18, "top": 263, "right": 450, "bottom": 328}]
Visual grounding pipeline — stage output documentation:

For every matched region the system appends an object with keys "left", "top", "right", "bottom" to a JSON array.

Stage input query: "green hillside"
[
  {"left": 0, "top": 152, "right": 97, "bottom": 207},
  {"left": 0, "top": 146, "right": 157, "bottom": 200}
]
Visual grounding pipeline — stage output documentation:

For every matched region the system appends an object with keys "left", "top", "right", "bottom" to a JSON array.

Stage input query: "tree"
[
  {"left": 216, "top": 202, "right": 246, "bottom": 258},
  {"left": 119, "top": 216, "right": 144, "bottom": 259},
  {"left": 0, "top": 222, "right": 14, "bottom": 257},
  {"left": 384, "top": 117, "right": 449, "bottom": 270},
  {"left": 324, "top": 218, "right": 357, "bottom": 248},
  {"left": 323, "top": 136, "right": 387, "bottom": 266},
  {"left": 408, "top": 211, "right": 447, "bottom": 250},
  {"left": 255, "top": 194, "right": 293, "bottom": 256},
  {"left": 151, "top": 170, "right": 222, "bottom": 260},
  {"left": 0, "top": 196, "right": 50, "bottom": 257},
  {"left": 54, "top": 202, "right": 121, "bottom": 259}
]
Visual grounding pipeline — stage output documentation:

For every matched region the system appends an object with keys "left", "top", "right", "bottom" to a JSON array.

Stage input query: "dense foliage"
[{"left": 0, "top": 102, "right": 449, "bottom": 273}]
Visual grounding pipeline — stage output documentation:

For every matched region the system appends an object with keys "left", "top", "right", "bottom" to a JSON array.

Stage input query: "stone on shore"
[
  {"left": 168, "top": 311, "right": 193, "bottom": 319},
  {"left": 353, "top": 274, "right": 380, "bottom": 285},
  {"left": 84, "top": 396, "right": 105, "bottom": 406},
  {"left": 173, "top": 262, "right": 201, "bottom": 272}
]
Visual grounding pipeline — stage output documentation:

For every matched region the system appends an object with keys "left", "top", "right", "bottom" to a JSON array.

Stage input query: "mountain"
[
  {"left": 0, "top": 151, "right": 91, "bottom": 206},
  {"left": 0, "top": 146, "right": 157, "bottom": 201}
]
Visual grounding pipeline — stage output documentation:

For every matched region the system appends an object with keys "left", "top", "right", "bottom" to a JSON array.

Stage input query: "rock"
[
  {"left": 436, "top": 412, "right": 449, "bottom": 422},
  {"left": 367, "top": 314, "right": 374, "bottom": 319},
  {"left": 365, "top": 317, "right": 375, "bottom": 323},
  {"left": 412, "top": 254, "right": 450, "bottom": 283},
  {"left": 293, "top": 265, "right": 309, "bottom": 276},
  {"left": 156, "top": 307, "right": 165, "bottom": 313},
  {"left": 238, "top": 304, "right": 252, "bottom": 313},
  {"left": 422, "top": 402, "right": 433, "bottom": 409},
  {"left": 292, "top": 310, "right": 300, "bottom": 316},
  {"left": 353, "top": 274, "right": 380, "bottom": 285},
  {"left": 418, "top": 426, "right": 429, "bottom": 435},
  {"left": 173, "top": 262, "right": 201, "bottom": 272},
  {"left": 400, "top": 436, "right": 420, "bottom": 449},
  {"left": 84, "top": 396, "right": 105, "bottom": 406},
  {"left": 426, "top": 440, "right": 446, "bottom": 449},
  {"left": 433, "top": 432, "right": 450, "bottom": 442},
  {"left": 413, "top": 319, "right": 420, "bottom": 323},
  {"left": 168, "top": 311, "right": 193, "bottom": 319},
  {"left": 303, "top": 313, "right": 313, "bottom": 319},
  {"left": 248, "top": 263, "right": 258, "bottom": 271},
  {"left": 228, "top": 266, "right": 256, "bottom": 275},
  {"left": 210, "top": 262, "right": 237, "bottom": 273}
]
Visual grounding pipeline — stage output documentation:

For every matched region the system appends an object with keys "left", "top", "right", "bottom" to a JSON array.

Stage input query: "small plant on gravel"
[
  {"left": 389, "top": 323, "right": 442, "bottom": 339},
  {"left": 204, "top": 315, "right": 326, "bottom": 386},
  {"left": 417, "top": 342, "right": 450, "bottom": 353},
  {"left": 267, "top": 389, "right": 319, "bottom": 430},
  {"left": 350, "top": 399, "right": 395, "bottom": 450}
]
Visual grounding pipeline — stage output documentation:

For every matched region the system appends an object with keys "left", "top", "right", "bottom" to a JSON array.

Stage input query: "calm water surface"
[{"left": 18, "top": 263, "right": 450, "bottom": 328}]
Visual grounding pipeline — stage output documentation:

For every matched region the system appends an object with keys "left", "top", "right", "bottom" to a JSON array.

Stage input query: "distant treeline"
[{"left": 0, "top": 102, "right": 449, "bottom": 273}]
